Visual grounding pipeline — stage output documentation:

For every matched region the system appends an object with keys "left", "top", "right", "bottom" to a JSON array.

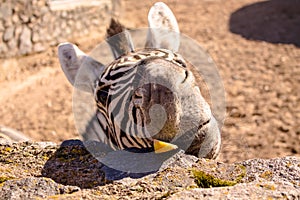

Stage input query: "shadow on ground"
[
  {"left": 229, "top": 0, "right": 300, "bottom": 47},
  {"left": 41, "top": 140, "right": 179, "bottom": 188}
]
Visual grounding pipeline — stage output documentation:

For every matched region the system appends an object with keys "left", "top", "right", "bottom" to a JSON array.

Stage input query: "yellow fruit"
[{"left": 154, "top": 139, "right": 178, "bottom": 153}]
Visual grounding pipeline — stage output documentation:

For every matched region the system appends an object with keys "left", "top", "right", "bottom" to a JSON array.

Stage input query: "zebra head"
[{"left": 58, "top": 2, "right": 221, "bottom": 159}]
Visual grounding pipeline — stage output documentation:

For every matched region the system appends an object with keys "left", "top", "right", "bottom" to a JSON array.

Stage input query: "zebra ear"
[
  {"left": 145, "top": 2, "right": 180, "bottom": 52},
  {"left": 58, "top": 42, "right": 104, "bottom": 93}
]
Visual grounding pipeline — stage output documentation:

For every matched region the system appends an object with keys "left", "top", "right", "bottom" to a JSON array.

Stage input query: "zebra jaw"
[{"left": 153, "top": 139, "right": 178, "bottom": 153}]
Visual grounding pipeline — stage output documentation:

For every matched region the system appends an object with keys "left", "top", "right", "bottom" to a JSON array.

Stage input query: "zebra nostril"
[
  {"left": 132, "top": 88, "right": 145, "bottom": 107},
  {"left": 134, "top": 87, "right": 146, "bottom": 98},
  {"left": 197, "top": 119, "right": 211, "bottom": 131},
  {"left": 134, "top": 92, "right": 143, "bottom": 99},
  {"left": 181, "top": 70, "right": 189, "bottom": 84},
  {"left": 133, "top": 98, "right": 143, "bottom": 107}
]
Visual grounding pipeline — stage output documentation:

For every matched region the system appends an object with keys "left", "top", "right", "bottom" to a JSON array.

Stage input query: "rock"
[
  {"left": 19, "top": 26, "right": 32, "bottom": 55},
  {"left": 239, "top": 157, "right": 300, "bottom": 184},
  {"left": 3, "top": 27, "right": 14, "bottom": 42},
  {"left": 0, "top": 140, "right": 299, "bottom": 199},
  {"left": 31, "top": 27, "right": 42, "bottom": 43},
  {"left": 168, "top": 181, "right": 300, "bottom": 200},
  {"left": 3, "top": 18, "right": 13, "bottom": 28},
  {"left": 0, "top": 21, "right": 4, "bottom": 32},
  {"left": 61, "top": 11, "right": 68, "bottom": 19},
  {"left": 40, "top": 6, "right": 49, "bottom": 15},
  {"left": 41, "top": 140, "right": 106, "bottom": 188},
  {"left": 7, "top": 38, "right": 17, "bottom": 50},
  {"left": 12, "top": 14, "right": 19, "bottom": 24},
  {"left": 112, "top": 0, "right": 124, "bottom": 19},
  {"left": 0, "top": 42, "right": 8, "bottom": 54},
  {"left": 1, "top": 177, "right": 80, "bottom": 199},
  {"left": 14, "top": 26, "right": 23, "bottom": 40},
  {"left": 19, "top": 14, "right": 30, "bottom": 23},
  {"left": 0, "top": 3, "right": 12, "bottom": 20},
  {"left": 33, "top": 42, "right": 46, "bottom": 53},
  {"left": 42, "top": 13, "right": 52, "bottom": 24}
]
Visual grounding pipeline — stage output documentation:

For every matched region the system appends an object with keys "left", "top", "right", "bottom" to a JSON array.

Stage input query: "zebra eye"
[{"left": 96, "top": 86, "right": 109, "bottom": 105}]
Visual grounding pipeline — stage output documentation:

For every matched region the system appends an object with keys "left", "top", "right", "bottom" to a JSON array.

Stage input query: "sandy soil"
[{"left": 0, "top": 0, "right": 299, "bottom": 163}]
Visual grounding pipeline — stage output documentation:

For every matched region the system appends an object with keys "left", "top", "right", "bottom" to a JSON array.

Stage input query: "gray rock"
[
  {"left": 12, "top": 14, "right": 19, "bottom": 24},
  {"left": 42, "top": 13, "right": 52, "bottom": 24},
  {"left": 0, "top": 21, "right": 4, "bottom": 32},
  {"left": 61, "top": 11, "right": 68, "bottom": 18},
  {"left": 0, "top": 3, "right": 12, "bottom": 20},
  {"left": 40, "top": 6, "right": 49, "bottom": 15},
  {"left": 14, "top": 25, "right": 23, "bottom": 40},
  {"left": 19, "top": 14, "right": 30, "bottom": 23},
  {"left": 3, "top": 19, "right": 13, "bottom": 28},
  {"left": 30, "top": 15, "right": 38, "bottom": 24},
  {"left": 32, "top": 0, "right": 46, "bottom": 7},
  {"left": 41, "top": 140, "right": 106, "bottom": 188},
  {"left": 75, "top": 21, "right": 82, "bottom": 31},
  {"left": 0, "top": 141, "right": 299, "bottom": 199},
  {"left": 0, "top": 177, "right": 80, "bottom": 199},
  {"left": 3, "top": 27, "right": 14, "bottom": 42},
  {"left": 33, "top": 42, "right": 46, "bottom": 53},
  {"left": 168, "top": 181, "right": 300, "bottom": 200},
  {"left": 0, "top": 42, "right": 8, "bottom": 54},
  {"left": 239, "top": 157, "right": 300, "bottom": 184},
  {"left": 19, "top": 26, "right": 32, "bottom": 55},
  {"left": 112, "top": 0, "right": 124, "bottom": 18},
  {"left": 7, "top": 38, "right": 17, "bottom": 50},
  {"left": 32, "top": 28, "right": 41, "bottom": 42}
]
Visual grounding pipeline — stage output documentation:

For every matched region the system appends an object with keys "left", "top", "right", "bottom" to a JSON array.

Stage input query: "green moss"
[
  {"left": 135, "top": 186, "right": 144, "bottom": 192},
  {"left": 3, "top": 147, "right": 12, "bottom": 152},
  {"left": 257, "top": 183, "right": 276, "bottom": 190},
  {"left": 54, "top": 147, "right": 89, "bottom": 163},
  {"left": 158, "top": 191, "right": 173, "bottom": 199},
  {"left": 0, "top": 168, "right": 12, "bottom": 173},
  {"left": 260, "top": 170, "right": 273, "bottom": 180},
  {"left": 46, "top": 193, "right": 76, "bottom": 199},
  {"left": 1, "top": 159, "right": 13, "bottom": 164},
  {"left": 235, "top": 165, "right": 247, "bottom": 183},
  {"left": 57, "top": 157, "right": 75, "bottom": 162},
  {"left": 87, "top": 180, "right": 101, "bottom": 188},
  {"left": 192, "top": 170, "right": 237, "bottom": 188},
  {"left": 187, "top": 184, "right": 198, "bottom": 190},
  {"left": 70, "top": 148, "right": 87, "bottom": 155},
  {"left": 42, "top": 155, "right": 49, "bottom": 161},
  {"left": 0, "top": 176, "right": 14, "bottom": 184}
]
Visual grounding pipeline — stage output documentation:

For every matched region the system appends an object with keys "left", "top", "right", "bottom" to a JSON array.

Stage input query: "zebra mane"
[
  {"left": 106, "top": 19, "right": 134, "bottom": 59},
  {"left": 106, "top": 18, "right": 125, "bottom": 38}
]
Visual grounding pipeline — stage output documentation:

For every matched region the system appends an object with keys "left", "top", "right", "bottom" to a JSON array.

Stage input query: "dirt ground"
[{"left": 0, "top": 0, "right": 299, "bottom": 163}]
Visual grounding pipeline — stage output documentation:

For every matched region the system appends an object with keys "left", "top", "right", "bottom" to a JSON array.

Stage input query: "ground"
[{"left": 0, "top": 0, "right": 299, "bottom": 163}]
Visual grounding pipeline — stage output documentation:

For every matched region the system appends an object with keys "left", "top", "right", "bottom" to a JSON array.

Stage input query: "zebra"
[{"left": 58, "top": 2, "right": 221, "bottom": 159}]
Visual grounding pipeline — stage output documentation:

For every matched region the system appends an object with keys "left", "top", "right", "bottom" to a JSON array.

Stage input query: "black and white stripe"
[{"left": 94, "top": 48, "right": 187, "bottom": 150}]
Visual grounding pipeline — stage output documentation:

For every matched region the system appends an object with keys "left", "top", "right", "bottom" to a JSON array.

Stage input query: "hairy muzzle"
[
  {"left": 127, "top": 58, "right": 206, "bottom": 144},
  {"left": 130, "top": 83, "right": 180, "bottom": 142}
]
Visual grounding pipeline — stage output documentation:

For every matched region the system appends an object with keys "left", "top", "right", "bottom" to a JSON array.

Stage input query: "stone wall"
[
  {"left": 0, "top": 0, "right": 113, "bottom": 58},
  {"left": 0, "top": 141, "right": 299, "bottom": 199}
]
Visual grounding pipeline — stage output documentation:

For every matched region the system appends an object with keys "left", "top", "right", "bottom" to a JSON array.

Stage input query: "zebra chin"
[
  {"left": 121, "top": 114, "right": 221, "bottom": 159},
  {"left": 174, "top": 116, "right": 221, "bottom": 159}
]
